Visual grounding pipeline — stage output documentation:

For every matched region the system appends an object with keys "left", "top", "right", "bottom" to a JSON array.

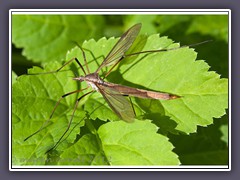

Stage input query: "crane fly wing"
[
  {"left": 95, "top": 23, "right": 142, "bottom": 73},
  {"left": 97, "top": 84, "right": 135, "bottom": 123}
]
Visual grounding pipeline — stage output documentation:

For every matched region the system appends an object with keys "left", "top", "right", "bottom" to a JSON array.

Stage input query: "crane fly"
[{"left": 24, "top": 23, "right": 209, "bottom": 152}]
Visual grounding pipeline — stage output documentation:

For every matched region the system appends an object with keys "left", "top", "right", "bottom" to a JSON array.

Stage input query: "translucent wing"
[
  {"left": 97, "top": 84, "right": 135, "bottom": 123},
  {"left": 95, "top": 23, "right": 142, "bottom": 73}
]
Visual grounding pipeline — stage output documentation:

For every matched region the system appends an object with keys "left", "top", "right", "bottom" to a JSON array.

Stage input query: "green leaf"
[
  {"left": 59, "top": 134, "right": 109, "bottom": 165},
  {"left": 12, "top": 71, "right": 18, "bottom": 84},
  {"left": 12, "top": 15, "right": 105, "bottom": 63},
  {"left": 220, "top": 124, "right": 228, "bottom": 145},
  {"left": 169, "top": 117, "right": 228, "bottom": 165},
  {"left": 124, "top": 15, "right": 158, "bottom": 34},
  {"left": 155, "top": 15, "right": 192, "bottom": 34},
  {"left": 58, "top": 120, "right": 179, "bottom": 165},
  {"left": 12, "top": 62, "right": 86, "bottom": 165},
  {"left": 153, "top": 15, "right": 228, "bottom": 42},
  {"left": 84, "top": 93, "right": 120, "bottom": 122},
  {"left": 152, "top": 15, "right": 229, "bottom": 79},
  {"left": 186, "top": 15, "right": 228, "bottom": 42},
  {"left": 98, "top": 120, "right": 179, "bottom": 165},
  {"left": 118, "top": 34, "right": 228, "bottom": 133}
]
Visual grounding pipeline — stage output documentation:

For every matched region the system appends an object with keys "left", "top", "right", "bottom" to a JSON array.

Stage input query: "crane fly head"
[{"left": 72, "top": 76, "right": 85, "bottom": 82}]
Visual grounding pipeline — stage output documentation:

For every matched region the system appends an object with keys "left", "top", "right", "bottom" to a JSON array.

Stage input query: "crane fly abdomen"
[{"left": 101, "top": 82, "right": 179, "bottom": 100}]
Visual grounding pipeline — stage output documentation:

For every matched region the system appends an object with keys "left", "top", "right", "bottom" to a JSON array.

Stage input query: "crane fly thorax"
[{"left": 73, "top": 73, "right": 104, "bottom": 91}]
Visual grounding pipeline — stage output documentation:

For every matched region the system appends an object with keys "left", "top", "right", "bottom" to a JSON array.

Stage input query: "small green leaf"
[
  {"left": 98, "top": 120, "right": 180, "bottom": 165},
  {"left": 220, "top": 124, "right": 228, "bottom": 145},
  {"left": 12, "top": 71, "right": 18, "bottom": 84},
  {"left": 12, "top": 15, "right": 105, "bottom": 63}
]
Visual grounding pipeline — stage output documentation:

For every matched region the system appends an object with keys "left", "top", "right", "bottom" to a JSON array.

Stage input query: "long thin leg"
[
  {"left": 24, "top": 87, "right": 89, "bottom": 141},
  {"left": 46, "top": 90, "right": 93, "bottom": 153},
  {"left": 28, "top": 57, "right": 87, "bottom": 76},
  {"left": 103, "top": 59, "right": 122, "bottom": 79},
  {"left": 124, "top": 40, "right": 212, "bottom": 57},
  {"left": 73, "top": 42, "right": 91, "bottom": 74}
]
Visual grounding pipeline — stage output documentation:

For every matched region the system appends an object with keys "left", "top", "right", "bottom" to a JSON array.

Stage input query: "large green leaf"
[
  {"left": 12, "top": 15, "right": 105, "bottom": 63},
  {"left": 118, "top": 34, "right": 228, "bottom": 133},
  {"left": 98, "top": 120, "right": 179, "bottom": 165}
]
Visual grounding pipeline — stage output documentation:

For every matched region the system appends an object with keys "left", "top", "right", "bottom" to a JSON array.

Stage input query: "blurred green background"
[{"left": 12, "top": 15, "right": 228, "bottom": 78}]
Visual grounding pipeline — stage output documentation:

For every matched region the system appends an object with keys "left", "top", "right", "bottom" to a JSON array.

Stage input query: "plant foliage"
[{"left": 12, "top": 14, "right": 229, "bottom": 166}]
